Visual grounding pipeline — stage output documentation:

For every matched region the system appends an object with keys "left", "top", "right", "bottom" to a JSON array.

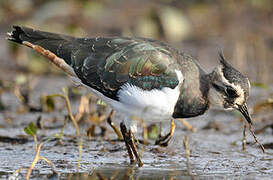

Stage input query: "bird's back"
[{"left": 8, "top": 26, "right": 209, "bottom": 119}]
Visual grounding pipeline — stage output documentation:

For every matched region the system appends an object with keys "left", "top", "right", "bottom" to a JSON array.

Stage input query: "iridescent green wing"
[
  {"left": 103, "top": 38, "right": 180, "bottom": 90},
  {"left": 72, "top": 37, "right": 180, "bottom": 100},
  {"left": 7, "top": 26, "right": 180, "bottom": 100}
]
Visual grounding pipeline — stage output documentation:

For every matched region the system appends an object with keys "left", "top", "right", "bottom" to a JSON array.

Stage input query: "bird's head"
[{"left": 209, "top": 51, "right": 252, "bottom": 124}]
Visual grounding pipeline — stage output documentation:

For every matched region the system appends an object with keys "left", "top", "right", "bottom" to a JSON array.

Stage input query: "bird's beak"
[{"left": 237, "top": 103, "right": 252, "bottom": 125}]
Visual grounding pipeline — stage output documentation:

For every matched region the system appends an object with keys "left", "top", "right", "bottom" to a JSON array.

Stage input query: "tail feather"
[
  {"left": 7, "top": 25, "right": 74, "bottom": 44},
  {"left": 7, "top": 25, "right": 76, "bottom": 65},
  {"left": 7, "top": 26, "right": 25, "bottom": 44},
  {"left": 7, "top": 25, "right": 76, "bottom": 77}
]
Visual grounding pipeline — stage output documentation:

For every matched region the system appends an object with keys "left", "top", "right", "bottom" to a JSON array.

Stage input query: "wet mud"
[{"left": 0, "top": 77, "right": 272, "bottom": 179}]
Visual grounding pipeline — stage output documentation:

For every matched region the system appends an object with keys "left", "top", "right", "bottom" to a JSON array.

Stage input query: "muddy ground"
[
  {"left": 0, "top": 77, "right": 272, "bottom": 179},
  {"left": 0, "top": 0, "right": 273, "bottom": 179}
]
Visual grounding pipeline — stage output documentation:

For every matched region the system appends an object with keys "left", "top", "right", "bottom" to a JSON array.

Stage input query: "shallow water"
[{"left": 0, "top": 77, "right": 273, "bottom": 180}]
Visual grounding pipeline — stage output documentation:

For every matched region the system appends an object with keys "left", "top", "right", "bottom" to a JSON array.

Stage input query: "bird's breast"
[{"left": 116, "top": 82, "right": 181, "bottom": 122}]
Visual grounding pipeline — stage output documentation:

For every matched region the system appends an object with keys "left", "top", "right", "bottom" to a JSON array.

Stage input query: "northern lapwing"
[{"left": 7, "top": 26, "right": 253, "bottom": 167}]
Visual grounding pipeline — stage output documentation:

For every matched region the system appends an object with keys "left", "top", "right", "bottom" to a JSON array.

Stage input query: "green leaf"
[
  {"left": 97, "top": 99, "right": 106, "bottom": 106},
  {"left": 24, "top": 122, "right": 38, "bottom": 136}
]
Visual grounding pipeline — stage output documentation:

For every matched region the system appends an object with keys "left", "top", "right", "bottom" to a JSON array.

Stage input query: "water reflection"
[{"left": 63, "top": 165, "right": 191, "bottom": 180}]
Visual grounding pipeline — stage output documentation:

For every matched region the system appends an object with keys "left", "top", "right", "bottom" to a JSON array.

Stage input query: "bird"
[{"left": 7, "top": 25, "right": 253, "bottom": 167}]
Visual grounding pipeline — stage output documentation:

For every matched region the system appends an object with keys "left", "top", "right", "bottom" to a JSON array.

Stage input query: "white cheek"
[
  {"left": 233, "top": 104, "right": 239, "bottom": 109},
  {"left": 234, "top": 96, "right": 245, "bottom": 105},
  {"left": 218, "top": 67, "right": 246, "bottom": 106},
  {"left": 247, "top": 79, "right": 251, "bottom": 90},
  {"left": 233, "top": 86, "right": 245, "bottom": 105}
]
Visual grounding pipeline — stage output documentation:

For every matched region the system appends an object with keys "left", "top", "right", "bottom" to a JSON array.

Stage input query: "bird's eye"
[{"left": 225, "top": 87, "right": 237, "bottom": 98}]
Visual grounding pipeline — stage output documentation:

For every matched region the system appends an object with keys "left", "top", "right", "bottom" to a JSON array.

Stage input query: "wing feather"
[{"left": 72, "top": 37, "right": 181, "bottom": 100}]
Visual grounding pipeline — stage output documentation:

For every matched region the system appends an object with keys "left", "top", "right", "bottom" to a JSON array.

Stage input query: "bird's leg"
[
  {"left": 155, "top": 119, "right": 176, "bottom": 147},
  {"left": 127, "top": 129, "right": 143, "bottom": 167},
  {"left": 178, "top": 118, "right": 196, "bottom": 132},
  {"left": 107, "top": 110, "right": 123, "bottom": 140},
  {"left": 120, "top": 122, "right": 135, "bottom": 164},
  {"left": 120, "top": 122, "right": 143, "bottom": 167},
  {"left": 242, "top": 123, "right": 247, "bottom": 151}
]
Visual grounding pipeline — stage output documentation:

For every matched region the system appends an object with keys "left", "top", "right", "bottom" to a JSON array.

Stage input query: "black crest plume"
[{"left": 218, "top": 50, "right": 230, "bottom": 68}]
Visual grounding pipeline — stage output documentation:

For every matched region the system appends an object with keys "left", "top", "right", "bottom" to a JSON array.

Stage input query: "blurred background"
[
  {"left": 0, "top": 0, "right": 272, "bottom": 84},
  {"left": 0, "top": 1, "right": 273, "bottom": 178}
]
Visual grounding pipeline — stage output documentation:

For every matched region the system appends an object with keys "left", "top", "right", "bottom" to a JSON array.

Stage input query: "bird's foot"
[
  {"left": 120, "top": 122, "right": 143, "bottom": 167},
  {"left": 155, "top": 133, "right": 172, "bottom": 147},
  {"left": 155, "top": 119, "right": 176, "bottom": 147}
]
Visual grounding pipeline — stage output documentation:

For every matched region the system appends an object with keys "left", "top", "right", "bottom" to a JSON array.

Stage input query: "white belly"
[
  {"left": 72, "top": 70, "right": 183, "bottom": 123},
  {"left": 116, "top": 83, "right": 181, "bottom": 122}
]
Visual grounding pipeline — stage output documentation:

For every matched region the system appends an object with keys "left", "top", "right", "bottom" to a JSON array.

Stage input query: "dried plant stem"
[
  {"left": 63, "top": 94, "right": 80, "bottom": 136},
  {"left": 61, "top": 92, "right": 82, "bottom": 170},
  {"left": 33, "top": 135, "right": 38, "bottom": 149},
  {"left": 40, "top": 156, "right": 55, "bottom": 170},
  {"left": 77, "top": 138, "right": 83, "bottom": 171},
  {"left": 141, "top": 121, "right": 148, "bottom": 142},
  {"left": 47, "top": 93, "right": 80, "bottom": 136},
  {"left": 249, "top": 124, "right": 265, "bottom": 153},
  {"left": 75, "top": 95, "right": 90, "bottom": 122},
  {"left": 14, "top": 85, "right": 25, "bottom": 103},
  {"left": 58, "top": 116, "right": 69, "bottom": 143},
  {"left": 47, "top": 91, "right": 82, "bottom": 170},
  {"left": 159, "top": 122, "right": 163, "bottom": 136},
  {"left": 179, "top": 119, "right": 196, "bottom": 132},
  {"left": 242, "top": 123, "right": 247, "bottom": 151},
  {"left": 26, "top": 142, "right": 55, "bottom": 180},
  {"left": 183, "top": 136, "right": 194, "bottom": 180},
  {"left": 12, "top": 168, "right": 28, "bottom": 177},
  {"left": 26, "top": 142, "right": 41, "bottom": 179},
  {"left": 96, "top": 172, "right": 108, "bottom": 180}
]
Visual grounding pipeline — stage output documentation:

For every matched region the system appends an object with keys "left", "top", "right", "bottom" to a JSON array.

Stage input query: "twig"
[
  {"left": 62, "top": 90, "right": 82, "bottom": 171},
  {"left": 75, "top": 95, "right": 91, "bottom": 122},
  {"left": 242, "top": 123, "right": 247, "bottom": 151},
  {"left": 11, "top": 168, "right": 28, "bottom": 179},
  {"left": 141, "top": 121, "right": 148, "bottom": 142},
  {"left": 77, "top": 138, "right": 83, "bottom": 171},
  {"left": 26, "top": 141, "right": 43, "bottom": 180},
  {"left": 33, "top": 135, "right": 38, "bottom": 150},
  {"left": 26, "top": 142, "right": 41, "bottom": 179},
  {"left": 14, "top": 85, "right": 25, "bottom": 103},
  {"left": 57, "top": 116, "right": 69, "bottom": 144},
  {"left": 179, "top": 119, "right": 196, "bottom": 132},
  {"left": 40, "top": 156, "right": 56, "bottom": 173},
  {"left": 46, "top": 89, "right": 82, "bottom": 170},
  {"left": 183, "top": 136, "right": 194, "bottom": 180},
  {"left": 97, "top": 172, "right": 108, "bottom": 180},
  {"left": 26, "top": 142, "right": 56, "bottom": 180},
  {"left": 46, "top": 93, "right": 80, "bottom": 136},
  {"left": 203, "top": 160, "right": 211, "bottom": 172},
  {"left": 249, "top": 124, "right": 265, "bottom": 153}
]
